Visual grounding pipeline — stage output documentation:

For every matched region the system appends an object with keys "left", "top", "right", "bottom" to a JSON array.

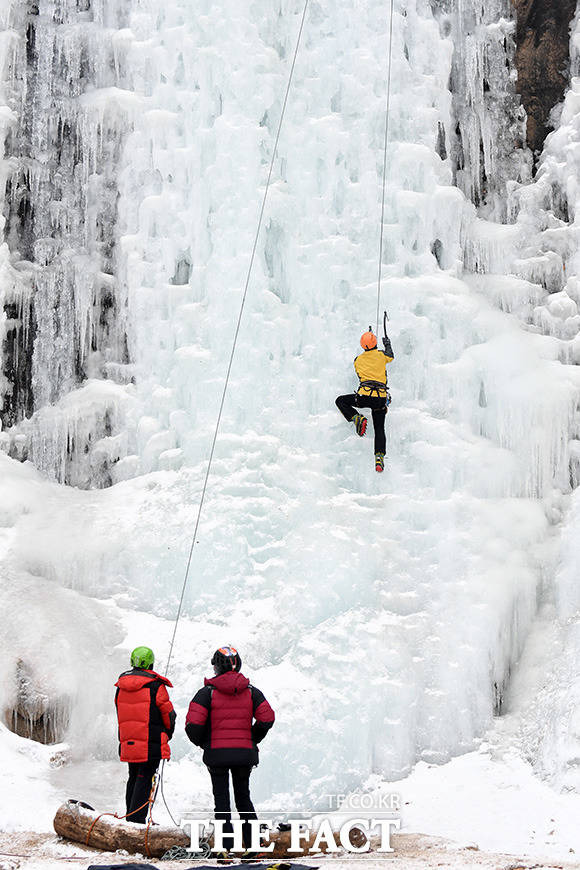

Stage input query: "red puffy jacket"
[
  {"left": 115, "top": 668, "right": 176, "bottom": 763},
  {"left": 185, "top": 671, "right": 275, "bottom": 767}
]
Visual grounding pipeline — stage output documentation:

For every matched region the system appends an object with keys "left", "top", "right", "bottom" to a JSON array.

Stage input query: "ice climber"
[
  {"left": 336, "top": 327, "right": 395, "bottom": 472},
  {"left": 114, "top": 646, "right": 176, "bottom": 824},
  {"left": 185, "top": 645, "right": 275, "bottom": 856}
]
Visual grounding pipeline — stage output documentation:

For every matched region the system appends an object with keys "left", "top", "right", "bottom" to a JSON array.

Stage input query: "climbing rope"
[
  {"left": 84, "top": 774, "right": 158, "bottom": 856},
  {"left": 158, "top": 758, "right": 178, "bottom": 826},
  {"left": 155, "top": 5, "right": 311, "bottom": 820},
  {"left": 376, "top": 0, "right": 396, "bottom": 334},
  {"left": 164, "top": 0, "right": 310, "bottom": 675}
]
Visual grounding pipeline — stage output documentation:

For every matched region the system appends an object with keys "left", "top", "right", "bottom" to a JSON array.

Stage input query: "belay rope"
[
  {"left": 164, "top": 0, "right": 311, "bottom": 677},
  {"left": 376, "top": 0, "right": 396, "bottom": 334},
  {"left": 154, "top": 0, "right": 311, "bottom": 832},
  {"left": 84, "top": 775, "right": 159, "bottom": 856}
]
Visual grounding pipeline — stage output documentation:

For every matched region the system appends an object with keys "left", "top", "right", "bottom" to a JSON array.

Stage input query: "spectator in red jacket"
[
  {"left": 185, "top": 646, "right": 275, "bottom": 852},
  {"left": 115, "top": 646, "right": 176, "bottom": 823}
]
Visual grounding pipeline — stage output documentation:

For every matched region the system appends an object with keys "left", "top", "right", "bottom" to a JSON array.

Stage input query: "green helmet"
[{"left": 130, "top": 646, "right": 155, "bottom": 670}]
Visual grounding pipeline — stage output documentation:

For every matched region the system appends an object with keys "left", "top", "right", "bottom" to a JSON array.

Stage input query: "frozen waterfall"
[{"left": 1, "top": 0, "right": 580, "bottom": 822}]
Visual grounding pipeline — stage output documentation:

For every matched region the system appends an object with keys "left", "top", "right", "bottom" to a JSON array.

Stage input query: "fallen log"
[
  {"left": 54, "top": 800, "right": 362, "bottom": 859},
  {"left": 53, "top": 800, "right": 189, "bottom": 858}
]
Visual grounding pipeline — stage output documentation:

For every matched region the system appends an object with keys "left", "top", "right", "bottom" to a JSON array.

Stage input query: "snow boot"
[
  {"left": 352, "top": 413, "right": 367, "bottom": 437},
  {"left": 375, "top": 452, "right": 385, "bottom": 472}
]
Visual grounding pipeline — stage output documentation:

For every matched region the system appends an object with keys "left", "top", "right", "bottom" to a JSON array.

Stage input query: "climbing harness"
[
  {"left": 376, "top": 0, "right": 396, "bottom": 334},
  {"left": 358, "top": 380, "right": 391, "bottom": 400}
]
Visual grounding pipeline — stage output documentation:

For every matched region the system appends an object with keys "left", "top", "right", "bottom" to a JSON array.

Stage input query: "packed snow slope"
[{"left": 1, "top": 0, "right": 580, "bottom": 817}]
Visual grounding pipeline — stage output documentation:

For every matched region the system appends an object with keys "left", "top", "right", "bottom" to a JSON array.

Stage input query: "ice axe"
[
  {"left": 369, "top": 311, "right": 390, "bottom": 349},
  {"left": 382, "top": 310, "right": 390, "bottom": 351}
]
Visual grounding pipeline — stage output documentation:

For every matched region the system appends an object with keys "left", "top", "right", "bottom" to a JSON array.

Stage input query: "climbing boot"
[
  {"left": 352, "top": 414, "right": 367, "bottom": 437},
  {"left": 375, "top": 452, "right": 385, "bottom": 473}
]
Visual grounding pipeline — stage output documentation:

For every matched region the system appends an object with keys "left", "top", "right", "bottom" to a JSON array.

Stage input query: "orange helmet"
[{"left": 360, "top": 331, "right": 377, "bottom": 350}]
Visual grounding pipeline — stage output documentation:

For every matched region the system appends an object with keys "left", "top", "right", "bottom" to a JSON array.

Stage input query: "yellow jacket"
[{"left": 354, "top": 347, "right": 394, "bottom": 397}]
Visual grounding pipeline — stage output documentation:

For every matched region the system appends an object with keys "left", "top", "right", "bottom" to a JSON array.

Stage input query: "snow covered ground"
[
  {"left": 4, "top": 738, "right": 580, "bottom": 867},
  {"left": 2, "top": 833, "right": 578, "bottom": 870},
  {"left": 3, "top": 546, "right": 580, "bottom": 866}
]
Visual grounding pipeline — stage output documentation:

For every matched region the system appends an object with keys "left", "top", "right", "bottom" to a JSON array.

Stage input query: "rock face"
[{"left": 511, "top": 0, "right": 577, "bottom": 154}]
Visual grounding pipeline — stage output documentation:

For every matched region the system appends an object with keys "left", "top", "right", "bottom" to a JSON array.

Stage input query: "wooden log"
[
  {"left": 252, "top": 829, "right": 318, "bottom": 858},
  {"left": 53, "top": 800, "right": 361, "bottom": 859},
  {"left": 266, "top": 826, "right": 366, "bottom": 856},
  {"left": 53, "top": 800, "right": 189, "bottom": 859}
]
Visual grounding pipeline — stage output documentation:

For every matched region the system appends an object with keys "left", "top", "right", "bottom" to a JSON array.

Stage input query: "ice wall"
[
  {"left": 1, "top": 0, "right": 580, "bottom": 807},
  {"left": 0, "top": 0, "right": 135, "bottom": 485},
  {"left": 497, "top": 13, "right": 580, "bottom": 792},
  {"left": 0, "top": 453, "right": 124, "bottom": 760},
  {"left": 445, "top": 0, "right": 532, "bottom": 218}
]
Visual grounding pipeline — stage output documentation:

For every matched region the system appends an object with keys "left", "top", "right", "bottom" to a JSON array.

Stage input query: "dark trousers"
[
  {"left": 126, "top": 760, "right": 159, "bottom": 824},
  {"left": 209, "top": 765, "right": 257, "bottom": 850},
  {"left": 336, "top": 393, "right": 387, "bottom": 454}
]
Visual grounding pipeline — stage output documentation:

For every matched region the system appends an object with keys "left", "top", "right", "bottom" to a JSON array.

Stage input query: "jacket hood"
[
  {"left": 115, "top": 668, "right": 173, "bottom": 692},
  {"left": 205, "top": 671, "right": 250, "bottom": 695}
]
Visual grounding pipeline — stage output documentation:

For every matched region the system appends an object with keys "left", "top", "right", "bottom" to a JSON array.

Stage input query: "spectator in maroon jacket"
[{"left": 185, "top": 645, "right": 275, "bottom": 853}]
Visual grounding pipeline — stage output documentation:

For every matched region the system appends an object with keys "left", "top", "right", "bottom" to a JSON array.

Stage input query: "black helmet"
[{"left": 211, "top": 645, "right": 242, "bottom": 675}]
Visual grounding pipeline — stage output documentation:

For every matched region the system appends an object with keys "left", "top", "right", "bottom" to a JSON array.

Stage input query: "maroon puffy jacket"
[
  {"left": 185, "top": 671, "right": 275, "bottom": 767},
  {"left": 115, "top": 668, "right": 176, "bottom": 763}
]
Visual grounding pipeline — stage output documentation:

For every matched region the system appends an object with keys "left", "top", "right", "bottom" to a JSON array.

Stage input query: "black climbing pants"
[
  {"left": 208, "top": 765, "right": 257, "bottom": 850},
  {"left": 125, "top": 759, "right": 159, "bottom": 823},
  {"left": 336, "top": 393, "right": 387, "bottom": 454}
]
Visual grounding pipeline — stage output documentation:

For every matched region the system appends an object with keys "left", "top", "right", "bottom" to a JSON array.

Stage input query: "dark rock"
[
  {"left": 435, "top": 121, "right": 447, "bottom": 161},
  {"left": 1, "top": 297, "right": 36, "bottom": 430},
  {"left": 511, "top": 0, "right": 577, "bottom": 154},
  {"left": 431, "top": 238, "right": 444, "bottom": 268}
]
